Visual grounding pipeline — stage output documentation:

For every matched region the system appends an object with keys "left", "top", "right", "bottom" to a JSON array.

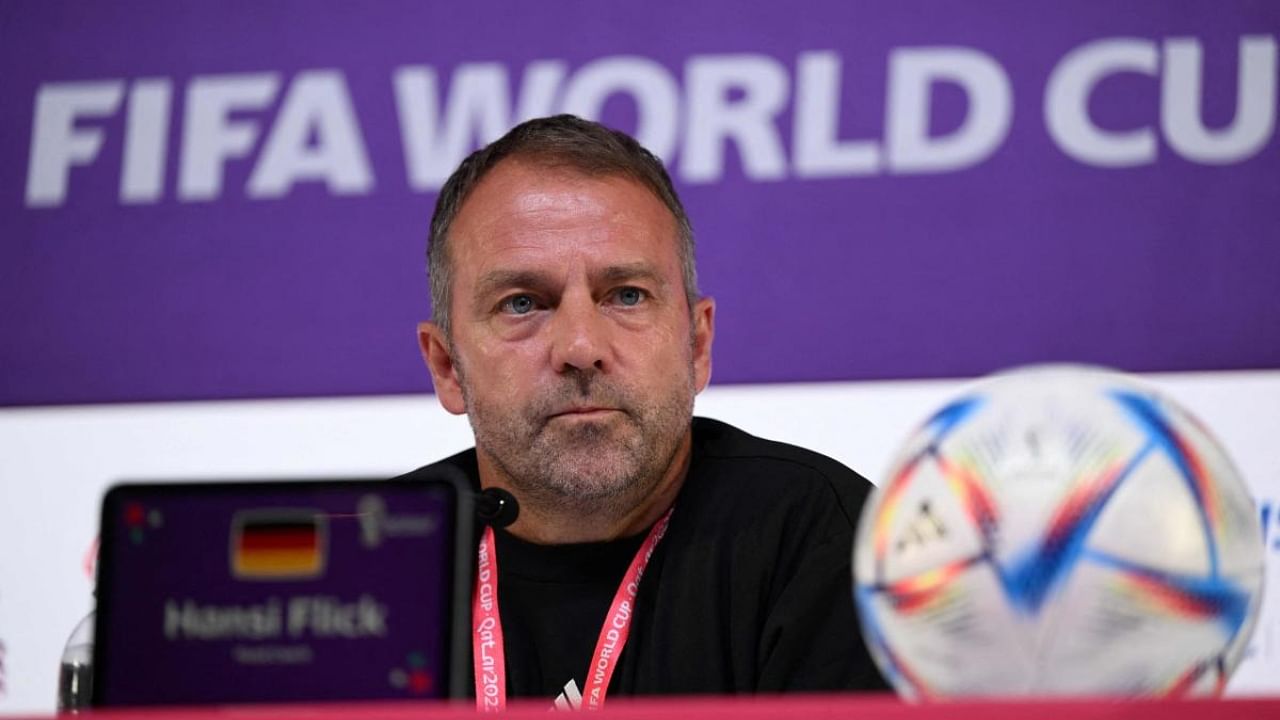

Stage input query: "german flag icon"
[{"left": 231, "top": 510, "right": 327, "bottom": 580}]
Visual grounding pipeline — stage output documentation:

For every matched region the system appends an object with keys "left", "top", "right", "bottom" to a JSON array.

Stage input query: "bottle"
[{"left": 57, "top": 611, "right": 94, "bottom": 712}]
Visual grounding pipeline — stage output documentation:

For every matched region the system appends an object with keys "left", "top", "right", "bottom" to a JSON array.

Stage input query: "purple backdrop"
[{"left": 2, "top": 1, "right": 1278, "bottom": 406}]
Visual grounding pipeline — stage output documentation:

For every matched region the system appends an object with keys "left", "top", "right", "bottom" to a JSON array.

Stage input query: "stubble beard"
[{"left": 459, "top": 362, "right": 695, "bottom": 519}]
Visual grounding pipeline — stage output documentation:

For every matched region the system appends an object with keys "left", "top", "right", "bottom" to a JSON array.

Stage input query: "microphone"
[{"left": 476, "top": 487, "right": 520, "bottom": 528}]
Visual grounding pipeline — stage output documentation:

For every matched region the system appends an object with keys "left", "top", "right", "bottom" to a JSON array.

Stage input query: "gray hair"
[{"left": 427, "top": 114, "right": 698, "bottom": 336}]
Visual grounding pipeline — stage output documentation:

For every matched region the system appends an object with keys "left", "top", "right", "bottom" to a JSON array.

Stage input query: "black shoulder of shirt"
[
  {"left": 685, "top": 416, "right": 876, "bottom": 530},
  {"left": 643, "top": 417, "right": 888, "bottom": 694},
  {"left": 390, "top": 444, "right": 480, "bottom": 488}
]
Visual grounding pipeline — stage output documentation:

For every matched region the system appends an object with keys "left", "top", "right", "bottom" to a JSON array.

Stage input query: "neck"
[{"left": 477, "top": 433, "right": 691, "bottom": 544}]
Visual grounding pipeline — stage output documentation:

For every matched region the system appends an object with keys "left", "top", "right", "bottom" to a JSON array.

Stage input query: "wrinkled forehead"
[{"left": 449, "top": 159, "right": 681, "bottom": 268}]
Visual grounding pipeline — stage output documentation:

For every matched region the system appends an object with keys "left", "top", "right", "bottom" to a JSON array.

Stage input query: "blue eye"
[
  {"left": 501, "top": 294, "right": 536, "bottom": 315},
  {"left": 616, "top": 287, "right": 645, "bottom": 306}
]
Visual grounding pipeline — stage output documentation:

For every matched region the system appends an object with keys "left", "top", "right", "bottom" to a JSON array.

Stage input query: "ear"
[
  {"left": 691, "top": 296, "right": 715, "bottom": 393},
  {"left": 418, "top": 321, "right": 467, "bottom": 415}
]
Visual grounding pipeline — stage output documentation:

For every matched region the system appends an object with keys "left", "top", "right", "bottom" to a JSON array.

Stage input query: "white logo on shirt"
[{"left": 552, "top": 678, "right": 583, "bottom": 711}]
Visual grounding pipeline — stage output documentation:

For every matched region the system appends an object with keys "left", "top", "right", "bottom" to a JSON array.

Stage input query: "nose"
[{"left": 549, "top": 291, "right": 609, "bottom": 374}]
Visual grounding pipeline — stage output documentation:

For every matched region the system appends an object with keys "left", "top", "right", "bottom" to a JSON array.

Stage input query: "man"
[{"left": 398, "top": 114, "right": 887, "bottom": 707}]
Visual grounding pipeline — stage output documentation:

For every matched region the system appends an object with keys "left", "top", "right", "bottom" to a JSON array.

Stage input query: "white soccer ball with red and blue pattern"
[{"left": 853, "top": 366, "right": 1265, "bottom": 699}]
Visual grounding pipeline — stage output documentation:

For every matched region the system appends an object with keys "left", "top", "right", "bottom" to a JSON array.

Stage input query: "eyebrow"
[
  {"left": 472, "top": 269, "right": 555, "bottom": 305},
  {"left": 594, "top": 262, "right": 667, "bottom": 290}
]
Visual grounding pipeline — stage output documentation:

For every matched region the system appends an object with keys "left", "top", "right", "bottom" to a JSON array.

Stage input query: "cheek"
[
  {"left": 630, "top": 321, "right": 694, "bottom": 370},
  {"left": 465, "top": 336, "right": 545, "bottom": 389}
]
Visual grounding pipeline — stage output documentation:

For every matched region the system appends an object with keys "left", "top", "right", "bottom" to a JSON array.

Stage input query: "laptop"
[{"left": 91, "top": 471, "right": 474, "bottom": 706}]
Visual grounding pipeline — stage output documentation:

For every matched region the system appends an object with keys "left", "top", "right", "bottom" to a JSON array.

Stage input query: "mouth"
[{"left": 548, "top": 407, "right": 620, "bottom": 421}]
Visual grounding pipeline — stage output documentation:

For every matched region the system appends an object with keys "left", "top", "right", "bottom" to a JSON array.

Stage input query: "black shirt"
[{"left": 398, "top": 416, "right": 889, "bottom": 703}]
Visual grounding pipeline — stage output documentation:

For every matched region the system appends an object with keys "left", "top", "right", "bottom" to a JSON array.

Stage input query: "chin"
[{"left": 544, "top": 458, "right": 644, "bottom": 499}]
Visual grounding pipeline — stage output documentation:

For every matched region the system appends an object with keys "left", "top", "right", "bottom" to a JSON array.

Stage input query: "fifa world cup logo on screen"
[{"left": 357, "top": 494, "right": 387, "bottom": 549}]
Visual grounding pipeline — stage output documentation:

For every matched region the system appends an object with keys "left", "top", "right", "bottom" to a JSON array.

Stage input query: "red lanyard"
[{"left": 472, "top": 507, "right": 673, "bottom": 711}]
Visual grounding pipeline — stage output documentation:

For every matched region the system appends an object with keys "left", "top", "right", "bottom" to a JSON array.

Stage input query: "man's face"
[{"left": 421, "top": 160, "right": 714, "bottom": 511}]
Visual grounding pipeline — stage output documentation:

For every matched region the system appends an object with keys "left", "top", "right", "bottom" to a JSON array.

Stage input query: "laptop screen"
[{"left": 93, "top": 477, "right": 472, "bottom": 706}]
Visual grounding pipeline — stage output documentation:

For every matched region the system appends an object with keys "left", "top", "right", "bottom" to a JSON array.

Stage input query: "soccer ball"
[{"left": 853, "top": 366, "right": 1265, "bottom": 699}]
